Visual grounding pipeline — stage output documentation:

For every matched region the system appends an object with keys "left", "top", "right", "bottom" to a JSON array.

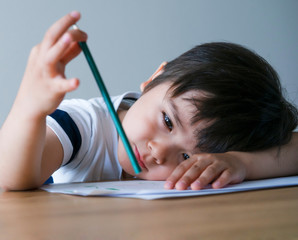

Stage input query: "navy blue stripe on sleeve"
[{"left": 49, "top": 109, "right": 82, "bottom": 165}]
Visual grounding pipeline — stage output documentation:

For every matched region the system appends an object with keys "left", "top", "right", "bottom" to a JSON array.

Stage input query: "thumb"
[{"left": 55, "top": 77, "right": 80, "bottom": 93}]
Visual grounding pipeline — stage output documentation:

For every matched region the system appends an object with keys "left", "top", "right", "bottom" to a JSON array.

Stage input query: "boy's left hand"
[{"left": 164, "top": 152, "right": 247, "bottom": 190}]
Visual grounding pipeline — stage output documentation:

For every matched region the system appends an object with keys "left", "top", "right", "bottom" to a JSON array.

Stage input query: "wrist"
[{"left": 228, "top": 151, "right": 252, "bottom": 180}]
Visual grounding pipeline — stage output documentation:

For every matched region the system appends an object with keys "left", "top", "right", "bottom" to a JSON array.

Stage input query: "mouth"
[{"left": 134, "top": 146, "right": 147, "bottom": 170}]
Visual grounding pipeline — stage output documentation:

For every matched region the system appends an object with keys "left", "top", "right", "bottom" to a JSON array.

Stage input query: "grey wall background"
[{"left": 0, "top": 0, "right": 297, "bottom": 125}]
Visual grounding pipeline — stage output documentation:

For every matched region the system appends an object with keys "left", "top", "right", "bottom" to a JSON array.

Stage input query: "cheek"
[
  {"left": 123, "top": 119, "right": 143, "bottom": 137},
  {"left": 122, "top": 110, "right": 156, "bottom": 141},
  {"left": 117, "top": 141, "right": 135, "bottom": 176}
]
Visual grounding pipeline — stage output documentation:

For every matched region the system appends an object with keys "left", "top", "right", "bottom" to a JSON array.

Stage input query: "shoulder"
[
  {"left": 46, "top": 92, "right": 141, "bottom": 146},
  {"left": 59, "top": 91, "right": 140, "bottom": 113}
]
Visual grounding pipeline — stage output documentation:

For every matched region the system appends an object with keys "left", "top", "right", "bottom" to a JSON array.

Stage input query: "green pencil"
[{"left": 73, "top": 25, "right": 141, "bottom": 174}]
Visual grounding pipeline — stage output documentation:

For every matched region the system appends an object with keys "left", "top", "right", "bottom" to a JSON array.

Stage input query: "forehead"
[
  {"left": 164, "top": 86, "right": 202, "bottom": 118},
  {"left": 165, "top": 92, "right": 196, "bottom": 122}
]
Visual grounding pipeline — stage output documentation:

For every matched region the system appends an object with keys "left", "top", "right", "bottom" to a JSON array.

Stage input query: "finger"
[
  {"left": 192, "top": 164, "right": 226, "bottom": 190},
  {"left": 164, "top": 160, "right": 194, "bottom": 189},
  {"left": 174, "top": 161, "right": 211, "bottom": 190},
  {"left": 52, "top": 77, "right": 80, "bottom": 95},
  {"left": 46, "top": 29, "right": 87, "bottom": 68},
  {"left": 60, "top": 28, "right": 88, "bottom": 64},
  {"left": 212, "top": 169, "right": 243, "bottom": 189},
  {"left": 42, "top": 11, "right": 81, "bottom": 50},
  {"left": 61, "top": 41, "right": 82, "bottom": 64},
  {"left": 211, "top": 170, "right": 232, "bottom": 189},
  {"left": 64, "top": 78, "right": 80, "bottom": 92}
]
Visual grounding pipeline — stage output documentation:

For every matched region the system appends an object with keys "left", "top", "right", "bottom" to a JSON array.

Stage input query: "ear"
[{"left": 140, "top": 62, "right": 167, "bottom": 92}]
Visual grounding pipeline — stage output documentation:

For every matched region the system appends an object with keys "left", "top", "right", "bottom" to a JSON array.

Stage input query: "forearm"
[
  {"left": 0, "top": 105, "right": 46, "bottom": 190},
  {"left": 231, "top": 132, "right": 298, "bottom": 180}
]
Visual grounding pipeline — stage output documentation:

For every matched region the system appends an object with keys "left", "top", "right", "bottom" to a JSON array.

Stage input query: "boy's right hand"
[{"left": 16, "top": 11, "right": 87, "bottom": 118}]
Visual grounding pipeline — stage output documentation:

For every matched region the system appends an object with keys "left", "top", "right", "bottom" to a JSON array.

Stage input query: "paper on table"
[{"left": 41, "top": 176, "right": 298, "bottom": 200}]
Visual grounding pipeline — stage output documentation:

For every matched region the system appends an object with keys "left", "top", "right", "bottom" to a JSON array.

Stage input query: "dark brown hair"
[{"left": 144, "top": 42, "right": 298, "bottom": 153}]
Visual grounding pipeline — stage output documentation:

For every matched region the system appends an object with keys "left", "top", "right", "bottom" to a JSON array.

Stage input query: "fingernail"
[
  {"left": 191, "top": 180, "right": 201, "bottom": 190},
  {"left": 164, "top": 181, "right": 174, "bottom": 189},
  {"left": 70, "top": 11, "right": 80, "bottom": 19},
  {"left": 176, "top": 181, "right": 187, "bottom": 190},
  {"left": 213, "top": 181, "right": 220, "bottom": 189}
]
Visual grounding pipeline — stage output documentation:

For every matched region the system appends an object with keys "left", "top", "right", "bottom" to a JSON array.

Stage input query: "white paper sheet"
[{"left": 41, "top": 176, "right": 298, "bottom": 200}]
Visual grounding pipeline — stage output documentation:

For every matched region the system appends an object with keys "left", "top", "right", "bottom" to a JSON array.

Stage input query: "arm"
[
  {"left": 0, "top": 12, "right": 87, "bottom": 190},
  {"left": 240, "top": 132, "right": 298, "bottom": 179},
  {"left": 165, "top": 132, "right": 298, "bottom": 190}
]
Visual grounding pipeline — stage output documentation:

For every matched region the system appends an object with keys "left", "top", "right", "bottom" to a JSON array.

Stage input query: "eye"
[
  {"left": 182, "top": 153, "right": 190, "bottom": 160},
  {"left": 163, "top": 111, "right": 173, "bottom": 131}
]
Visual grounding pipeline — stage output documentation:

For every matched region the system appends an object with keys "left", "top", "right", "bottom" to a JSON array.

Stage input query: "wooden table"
[{"left": 1, "top": 186, "right": 297, "bottom": 240}]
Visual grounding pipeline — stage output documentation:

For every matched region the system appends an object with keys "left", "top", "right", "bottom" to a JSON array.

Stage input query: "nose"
[{"left": 147, "top": 140, "right": 170, "bottom": 165}]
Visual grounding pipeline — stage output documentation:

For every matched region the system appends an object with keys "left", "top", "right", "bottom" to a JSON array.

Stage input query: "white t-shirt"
[{"left": 46, "top": 92, "right": 140, "bottom": 183}]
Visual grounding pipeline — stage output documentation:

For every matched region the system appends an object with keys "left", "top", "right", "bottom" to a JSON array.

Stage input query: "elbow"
[
  {"left": 0, "top": 177, "right": 40, "bottom": 191},
  {"left": 0, "top": 166, "right": 43, "bottom": 191}
]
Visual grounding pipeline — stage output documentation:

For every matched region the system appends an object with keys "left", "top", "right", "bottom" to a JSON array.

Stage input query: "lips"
[{"left": 134, "top": 146, "right": 147, "bottom": 170}]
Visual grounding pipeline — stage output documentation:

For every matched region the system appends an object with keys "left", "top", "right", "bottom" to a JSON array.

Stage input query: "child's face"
[{"left": 118, "top": 82, "right": 202, "bottom": 180}]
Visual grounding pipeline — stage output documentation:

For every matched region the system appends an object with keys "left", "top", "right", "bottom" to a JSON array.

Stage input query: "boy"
[{"left": 0, "top": 12, "right": 297, "bottom": 191}]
